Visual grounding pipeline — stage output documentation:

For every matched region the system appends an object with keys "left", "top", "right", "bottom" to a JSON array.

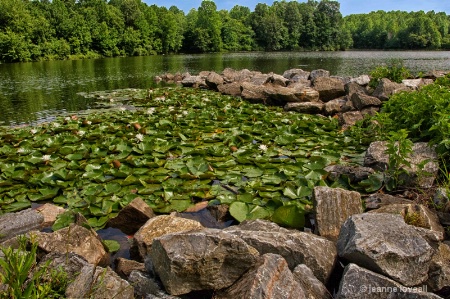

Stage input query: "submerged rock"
[{"left": 107, "top": 197, "right": 155, "bottom": 235}]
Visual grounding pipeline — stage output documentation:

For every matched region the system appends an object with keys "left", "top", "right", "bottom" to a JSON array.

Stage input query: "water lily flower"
[
  {"left": 119, "top": 107, "right": 126, "bottom": 113},
  {"left": 135, "top": 133, "right": 144, "bottom": 142},
  {"left": 86, "top": 120, "right": 92, "bottom": 125},
  {"left": 30, "top": 129, "right": 38, "bottom": 134},
  {"left": 109, "top": 98, "right": 114, "bottom": 103},
  {"left": 17, "top": 148, "right": 25, "bottom": 153},
  {"left": 155, "top": 96, "right": 166, "bottom": 102},
  {"left": 147, "top": 107, "right": 156, "bottom": 114},
  {"left": 182, "top": 110, "right": 188, "bottom": 115},
  {"left": 77, "top": 130, "right": 85, "bottom": 136},
  {"left": 259, "top": 144, "right": 268, "bottom": 152},
  {"left": 168, "top": 106, "right": 175, "bottom": 111},
  {"left": 52, "top": 122, "right": 61, "bottom": 128},
  {"left": 64, "top": 116, "right": 71, "bottom": 121},
  {"left": 42, "top": 155, "right": 51, "bottom": 162}
]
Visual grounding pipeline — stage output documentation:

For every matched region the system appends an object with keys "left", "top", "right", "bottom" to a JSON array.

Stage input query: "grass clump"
[{"left": 369, "top": 59, "right": 411, "bottom": 88}]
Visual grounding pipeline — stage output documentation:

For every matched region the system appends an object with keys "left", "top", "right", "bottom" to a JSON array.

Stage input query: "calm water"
[{"left": 1, "top": 51, "right": 449, "bottom": 126}]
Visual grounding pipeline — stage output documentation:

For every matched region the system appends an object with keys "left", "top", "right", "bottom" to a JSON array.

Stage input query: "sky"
[{"left": 142, "top": 0, "right": 450, "bottom": 16}]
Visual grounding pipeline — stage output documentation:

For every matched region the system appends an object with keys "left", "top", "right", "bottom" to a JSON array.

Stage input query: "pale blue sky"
[{"left": 143, "top": 0, "right": 450, "bottom": 15}]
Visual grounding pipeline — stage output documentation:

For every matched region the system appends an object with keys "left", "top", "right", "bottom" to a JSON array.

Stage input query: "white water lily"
[
  {"left": 259, "top": 144, "right": 268, "bottom": 152},
  {"left": 155, "top": 96, "right": 166, "bottom": 102},
  {"left": 182, "top": 110, "right": 188, "bottom": 115},
  {"left": 135, "top": 133, "right": 144, "bottom": 142},
  {"left": 17, "top": 148, "right": 25, "bottom": 153},
  {"left": 146, "top": 107, "right": 156, "bottom": 114},
  {"left": 77, "top": 130, "right": 85, "bottom": 136},
  {"left": 168, "top": 106, "right": 175, "bottom": 111},
  {"left": 119, "top": 107, "right": 126, "bottom": 113},
  {"left": 52, "top": 122, "right": 61, "bottom": 128},
  {"left": 30, "top": 129, "right": 38, "bottom": 134},
  {"left": 42, "top": 155, "right": 51, "bottom": 162},
  {"left": 86, "top": 120, "right": 92, "bottom": 125},
  {"left": 64, "top": 116, "right": 71, "bottom": 121}
]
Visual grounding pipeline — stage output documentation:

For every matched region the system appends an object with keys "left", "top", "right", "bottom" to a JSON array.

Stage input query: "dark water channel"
[{"left": 1, "top": 51, "right": 449, "bottom": 126}]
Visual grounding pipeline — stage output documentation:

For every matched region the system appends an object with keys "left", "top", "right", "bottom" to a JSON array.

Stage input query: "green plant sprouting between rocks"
[
  {"left": 369, "top": 59, "right": 411, "bottom": 88},
  {"left": 0, "top": 235, "right": 69, "bottom": 298}
]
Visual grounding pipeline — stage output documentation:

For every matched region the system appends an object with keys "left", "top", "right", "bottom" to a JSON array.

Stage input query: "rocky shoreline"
[{"left": 1, "top": 68, "right": 450, "bottom": 298}]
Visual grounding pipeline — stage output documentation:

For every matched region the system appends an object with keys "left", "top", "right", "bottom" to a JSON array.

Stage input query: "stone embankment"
[{"left": 1, "top": 68, "right": 449, "bottom": 298}]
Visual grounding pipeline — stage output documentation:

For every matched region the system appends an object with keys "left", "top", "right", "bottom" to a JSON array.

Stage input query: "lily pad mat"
[{"left": 0, "top": 87, "right": 366, "bottom": 229}]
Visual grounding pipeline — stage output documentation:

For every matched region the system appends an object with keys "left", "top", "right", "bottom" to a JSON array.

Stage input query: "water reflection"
[{"left": 0, "top": 51, "right": 449, "bottom": 125}]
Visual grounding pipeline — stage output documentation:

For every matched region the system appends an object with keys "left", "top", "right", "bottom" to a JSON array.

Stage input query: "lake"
[{"left": 1, "top": 51, "right": 449, "bottom": 126}]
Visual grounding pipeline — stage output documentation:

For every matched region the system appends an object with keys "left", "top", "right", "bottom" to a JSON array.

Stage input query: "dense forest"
[{"left": 0, "top": 0, "right": 449, "bottom": 63}]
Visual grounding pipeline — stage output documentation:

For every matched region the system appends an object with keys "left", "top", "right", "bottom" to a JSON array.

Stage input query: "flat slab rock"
[
  {"left": 337, "top": 213, "right": 434, "bottom": 286},
  {"left": 337, "top": 263, "right": 442, "bottom": 299},
  {"left": 150, "top": 228, "right": 259, "bottom": 296},
  {"left": 0, "top": 208, "right": 44, "bottom": 242},
  {"left": 214, "top": 253, "right": 305, "bottom": 299}
]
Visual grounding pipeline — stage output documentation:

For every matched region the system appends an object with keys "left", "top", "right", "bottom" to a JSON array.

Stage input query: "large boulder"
[
  {"left": 107, "top": 197, "right": 155, "bottom": 235},
  {"left": 132, "top": 214, "right": 203, "bottom": 261},
  {"left": 339, "top": 111, "right": 363, "bottom": 127},
  {"left": 290, "top": 86, "right": 320, "bottom": 102},
  {"left": 324, "top": 165, "right": 375, "bottom": 184},
  {"left": 150, "top": 228, "right": 259, "bottom": 295},
  {"left": 350, "top": 93, "right": 382, "bottom": 110},
  {"left": 35, "top": 203, "right": 65, "bottom": 227},
  {"left": 270, "top": 73, "right": 289, "bottom": 87},
  {"left": 364, "top": 141, "right": 439, "bottom": 188},
  {"left": 337, "top": 213, "right": 434, "bottom": 286},
  {"left": 205, "top": 71, "right": 224, "bottom": 91},
  {"left": 284, "top": 102, "right": 324, "bottom": 114},
  {"left": 364, "top": 193, "right": 412, "bottom": 210},
  {"left": 313, "top": 77, "right": 346, "bottom": 102},
  {"left": 65, "top": 265, "right": 134, "bottom": 299},
  {"left": 345, "top": 82, "right": 368, "bottom": 96},
  {"left": 372, "top": 78, "right": 409, "bottom": 101},
  {"left": 337, "top": 263, "right": 441, "bottom": 299},
  {"left": 349, "top": 74, "right": 370, "bottom": 86},
  {"left": 426, "top": 242, "right": 450, "bottom": 291},
  {"left": 240, "top": 82, "right": 270, "bottom": 103},
  {"left": 225, "top": 220, "right": 337, "bottom": 283},
  {"left": 293, "top": 264, "right": 331, "bottom": 299},
  {"left": 217, "top": 82, "right": 242, "bottom": 96},
  {"left": 214, "top": 253, "right": 305, "bottom": 299},
  {"left": 265, "top": 85, "right": 302, "bottom": 103},
  {"left": 34, "top": 223, "right": 109, "bottom": 266},
  {"left": 283, "top": 69, "right": 310, "bottom": 81},
  {"left": 324, "top": 97, "right": 348, "bottom": 115},
  {"left": 313, "top": 186, "right": 363, "bottom": 241},
  {"left": 370, "top": 204, "right": 445, "bottom": 241},
  {"left": 222, "top": 68, "right": 254, "bottom": 83},
  {"left": 37, "top": 252, "right": 90, "bottom": 282},
  {"left": 309, "top": 69, "right": 330, "bottom": 81},
  {"left": 181, "top": 75, "right": 205, "bottom": 88},
  {"left": 0, "top": 208, "right": 44, "bottom": 242}
]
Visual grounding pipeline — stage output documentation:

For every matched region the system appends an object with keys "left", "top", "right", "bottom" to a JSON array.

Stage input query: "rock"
[
  {"left": 337, "top": 263, "right": 441, "bottom": 299},
  {"left": 37, "top": 252, "right": 89, "bottom": 282},
  {"left": 181, "top": 75, "right": 205, "bottom": 88},
  {"left": 128, "top": 270, "right": 173, "bottom": 299},
  {"left": 364, "top": 193, "right": 412, "bottom": 210},
  {"left": 324, "top": 97, "right": 348, "bottom": 115},
  {"left": 225, "top": 221, "right": 337, "bottom": 283},
  {"left": 250, "top": 73, "right": 271, "bottom": 85},
  {"left": 433, "top": 187, "right": 449, "bottom": 208},
  {"left": 240, "top": 82, "right": 270, "bottom": 103},
  {"left": 214, "top": 253, "right": 305, "bottom": 299},
  {"left": 35, "top": 204, "right": 65, "bottom": 227},
  {"left": 337, "top": 213, "right": 434, "bottom": 286},
  {"left": 402, "top": 79, "right": 424, "bottom": 90},
  {"left": 284, "top": 102, "right": 324, "bottom": 114},
  {"left": 231, "top": 219, "right": 293, "bottom": 234},
  {"left": 372, "top": 78, "right": 409, "bottom": 101},
  {"left": 436, "top": 211, "right": 450, "bottom": 227},
  {"left": 289, "top": 78, "right": 311, "bottom": 86},
  {"left": 206, "top": 204, "right": 230, "bottom": 223},
  {"left": 364, "top": 141, "right": 439, "bottom": 188},
  {"left": 0, "top": 208, "right": 44, "bottom": 242},
  {"left": 34, "top": 223, "right": 109, "bottom": 266},
  {"left": 205, "top": 72, "right": 224, "bottom": 91},
  {"left": 360, "top": 106, "right": 379, "bottom": 116},
  {"left": 66, "top": 265, "right": 134, "bottom": 299},
  {"left": 293, "top": 264, "right": 331, "bottom": 299},
  {"left": 290, "top": 86, "right": 320, "bottom": 102},
  {"left": 313, "top": 186, "right": 363, "bottom": 241},
  {"left": 309, "top": 69, "right": 330, "bottom": 81},
  {"left": 345, "top": 82, "right": 368, "bottom": 96},
  {"left": 222, "top": 68, "right": 254, "bottom": 83},
  {"left": 349, "top": 74, "right": 370, "bottom": 86},
  {"left": 350, "top": 93, "right": 382, "bottom": 110},
  {"left": 325, "top": 165, "right": 375, "bottom": 184},
  {"left": 283, "top": 69, "right": 310, "bottom": 80},
  {"left": 265, "top": 85, "right": 303, "bottom": 103},
  {"left": 370, "top": 204, "right": 445, "bottom": 241},
  {"left": 313, "top": 77, "right": 346, "bottom": 102},
  {"left": 132, "top": 214, "right": 203, "bottom": 261},
  {"left": 422, "top": 70, "right": 449, "bottom": 80},
  {"left": 115, "top": 257, "right": 146, "bottom": 278},
  {"left": 150, "top": 228, "right": 259, "bottom": 295},
  {"left": 107, "top": 197, "right": 155, "bottom": 235},
  {"left": 339, "top": 111, "right": 363, "bottom": 127},
  {"left": 426, "top": 242, "right": 450, "bottom": 291},
  {"left": 270, "top": 73, "right": 289, "bottom": 87},
  {"left": 217, "top": 82, "right": 241, "bottom": 97}
]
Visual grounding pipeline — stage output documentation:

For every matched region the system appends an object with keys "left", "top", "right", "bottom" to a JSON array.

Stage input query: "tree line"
[{"left": 0, "top": 0, "right": 449, "bottom": 63}]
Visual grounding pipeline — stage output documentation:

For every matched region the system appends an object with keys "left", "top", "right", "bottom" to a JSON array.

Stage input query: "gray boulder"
[
  {"left": 37, "top": 252, "right": 89, "bottom": 282},
  {"left": 289, "top": 86, "right": 320, "bottom": 102},
  {"left": 107, "top": 197, "right": 155, "bottom": 235},
  {"left": 128, "top": 270, "right": 177, "bottom": 299},
  {"left": 225, "top": 220, "right": 337, "bottom": 283},
  {"left": 337, "top": 213, "right": 434, "bottom": 286},
  {"left": 324, "top": 97, "right": 348, "bottom": 115},
  {"left": 372, "top": 78, "right": 409, "bottom": 101},
  {"left": 214, "top": 253, "right": 305, "bottom": 299},
  {"left": 217, "top": 82, "right": 241, "bottom": 96},
  {"left": 350, "top": 93, "right": 382, "bottom": 110},
  {"left": 313, "top": 186, "right": 363, "bottom": 241},
  {"left": 35, "top": 203, "right": 65, "bottom": 228},
  {"left": 115, "top": 257, "right": 146, "bottom": 278},
  {"left": 349, "top": 75, "right": 370, "bottom": 86},
  {"left": 337, "top": 263, "right": 442, "bottom": 299},
  {"left": 150, "top": 228, "right": 259, "bottom": 295},
  {"left": 205, "top": 71, "right": 224, "bottom": 91},
  {"left": 364, "top": 193, "right": 412, "bottom": 210},
  {"left": 325, "top": 165, "right": 375, "bottom": 184},
  {"left": 181, "top": 75, "right": 205, "bottom": 88},
  {"left": 283, "top": 69, "right": 310, "bottom": 80},
  {"left": 284, "top": 102, "right": 324, "bottom": 114},
  {"left": 293, "top": 264, "right": 331, "bottom": 299},
  {"left": 345, "top": 82, "right": 368, "bottom": 96},
  {"left": 270, "top": 73, "right": 290, "bottom": 87},
  {"left": 222, "top": 68, "right": 254, "bottom": 83},
  {"left": 66, "top": 265, "right": 134, "bottom": 299},
  {"left": 426, "top": 242, "right": 450, "bottom": 291},
  {"left": 240, "top": 82, "right": 270, "bottom": 103},
  {"left": 0, "top": 208, "right": 44, "bottom": 242},
  {"left": 313, "top": 77, "right": 346, "bottom": 102},
  {"left": 339, "top": 111, "right": 363, "bottom": 127},
  {"left": 310, "top": 69, "right": 330, "bottom": 81}
]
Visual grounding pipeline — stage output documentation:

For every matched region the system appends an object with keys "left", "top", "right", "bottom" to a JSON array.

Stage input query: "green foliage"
[
  {"left": 384, "top": 130, "right": 413, "bottom": 191},
  {"left": 369, "top": 60, "right": 411, "bottom": 88},
  {"left": 0, "top": 236, "right": 69, "bottom": 298}
]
